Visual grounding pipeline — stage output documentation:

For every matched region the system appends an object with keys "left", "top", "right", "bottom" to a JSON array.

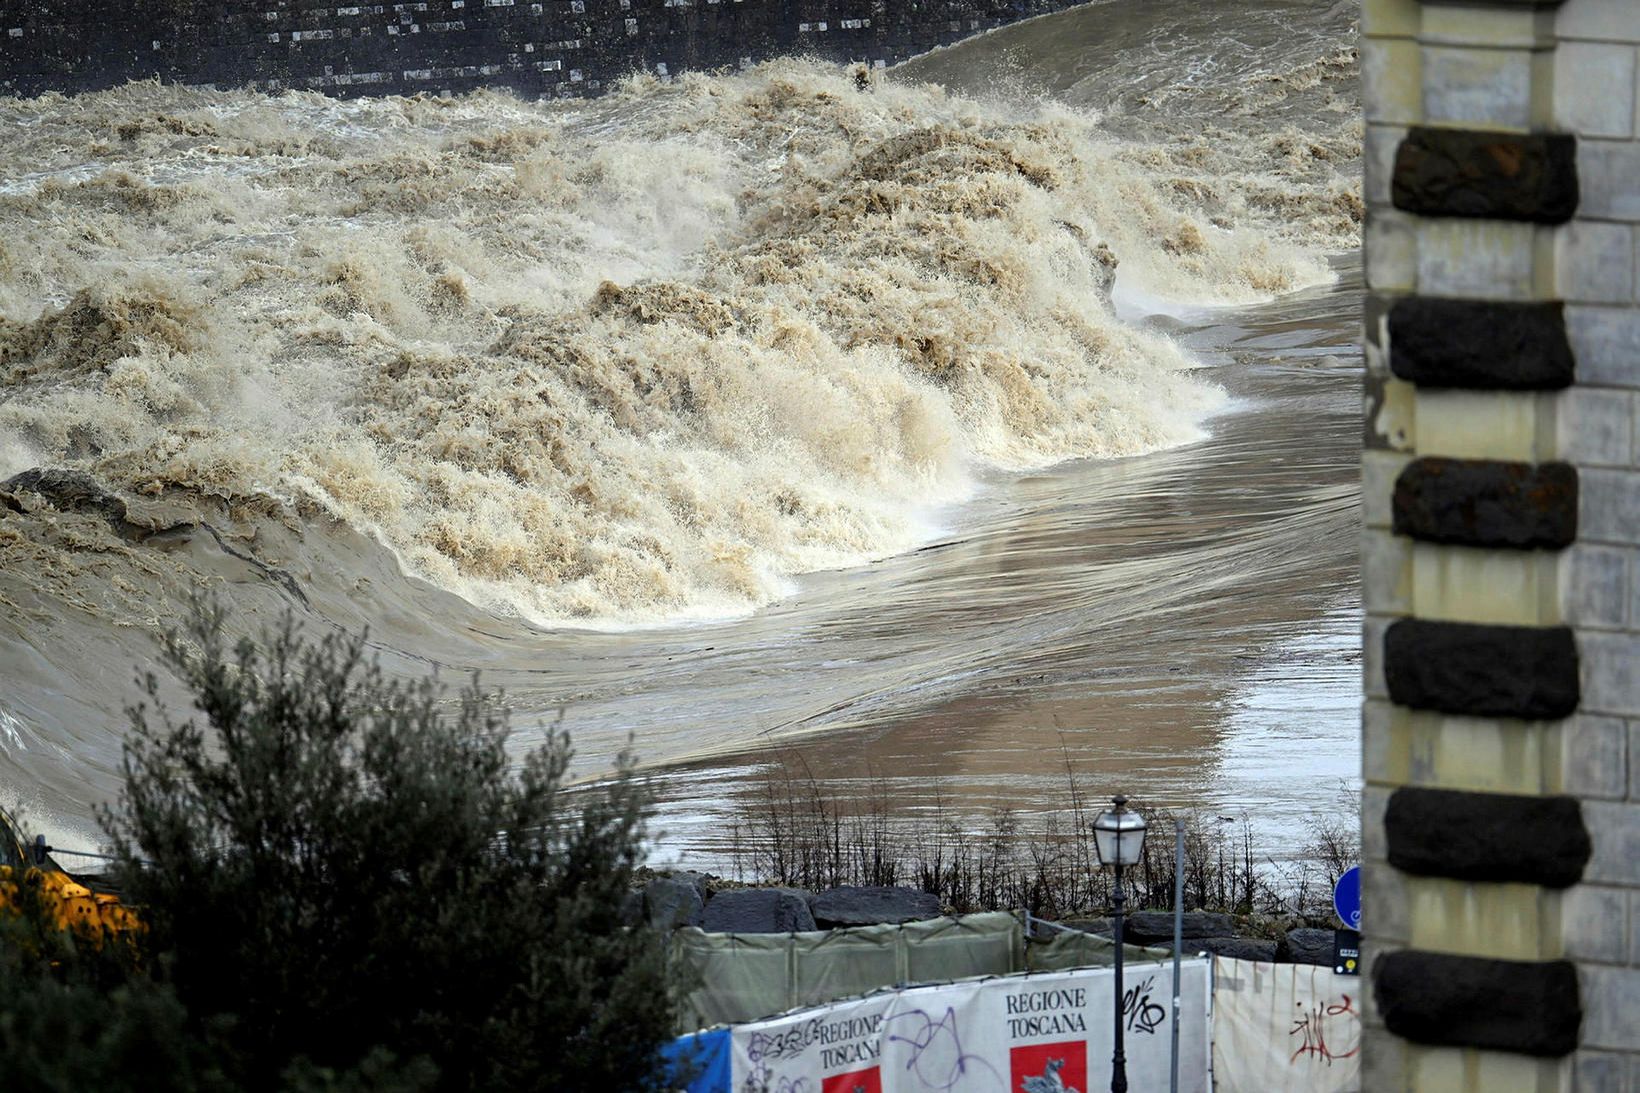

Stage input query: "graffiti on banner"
[
  {"left": 1121, "top": 974, "right": 1167, "bottom": 1036},
  {"left": 727, "top": 962, "right": 1210, "bottom": 1093},
  {"left": 883, "top": 998, "right": 1000, "bottom": 1089},
  {"left": 1211, "top": 956, "right": 1362, "bottom": 1093},
  {"left": 739, "top": 995, "right": 893, "bottom": 1093},
  {"left": 1289, "top": 993, "right": 1359, "bottom": 1067}
]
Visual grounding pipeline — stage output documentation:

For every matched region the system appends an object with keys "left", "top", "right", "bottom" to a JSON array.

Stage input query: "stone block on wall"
[
  {"left": 1565, "top": 304, "right": 1640, "bottom": 389},
  {"left": 1364, "top": 36, "right": 1423, "bottom": 126},
  {"left": 1559, "top": 882, "right": 1629, "bottom": 964},
  {"left": 1555, "top": 42, "right": 1638, "bottom": 140},
  {"left": 1555, "top": 386, "right": 1634, "bottom": 466},
  {"left": 1573, "top": 1050, "right": 1632, "bottom": 1093},
  {"left": 1394, "top": 458, "right": 1577, "bottom": 549},
  {"left": 1394, "top": 128, "right": 1578, "bottom": 223},
  {"left": 1410, "top": 385, "right": 1547, "bottom": 461},
  {"left": 1557, "top": 220, "right": 1636, "bottom": 304},
  {"left": 1366, "top": 123, "right": 1411, "bottom": 208},
  {"left": 1582, "top": 632, "right": 1640, "bottom": 718},
  {"left": 1422, "top": 45, "right": 1535, "bottom": 130},
  {"left": 1563, "top": 545, "right": 1631, "bottom": 633},
  {"left": 1367, "top": 210, "right": 1420, "bottom": 293},
  {"left": 1385, "top": 785, "right": 1590, "bottom": 887},
  {"left": 1556, "top": 0, "right": 1640, "bottom": 45},
  {"left": 1363, "top": 528, "right": 1414, "bottom": 614},
  {"left": 1373, "top": 950, "right": 1581, "bottom": 1056},
  {"left": 1583, "top": 798, "right": 1640, "bottom": 886},
  {"left": 1389, "top": 296, "right": 1574, "bottom": 390},
  {"left": 1383, "top": 618, "right": 1579, "bottom": 719},
  {"left": 1560, "top": 711, "right": 1632, "bottom": 799},
  {"left": 1362, "top": 0, "right": 1419, "bottom": 39},
  {"left": 1410, "top": 542, "right": 1560, "bottom": 626},
  {"left": 1580, "top": 468, "right": 1640, "bottom": 544},
  {"left": 1417, "top": 220, "right": 1544, "bottom": 300},
  {"left": 1581, "top": 964, "right": 1640, "bottom": 1050}
]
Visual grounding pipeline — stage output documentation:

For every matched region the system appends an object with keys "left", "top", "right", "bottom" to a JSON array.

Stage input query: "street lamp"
[{"left": 1094, "top": 794, "right": 1147, "bottom": 1093}]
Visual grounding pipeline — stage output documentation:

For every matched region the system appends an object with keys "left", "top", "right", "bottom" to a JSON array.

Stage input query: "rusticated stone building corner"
[{"left": 1363, "top": 0, "right": 1640, "bottom": 1088}]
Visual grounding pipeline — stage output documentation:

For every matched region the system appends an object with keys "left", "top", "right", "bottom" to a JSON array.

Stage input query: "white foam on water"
[{"left": 0, "top": 51, "right": 1357, "bottom": 628}]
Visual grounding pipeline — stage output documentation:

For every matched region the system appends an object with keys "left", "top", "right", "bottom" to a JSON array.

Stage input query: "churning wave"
[{"left": 0, "top": 53, "right": 1359, "bottom": 627}]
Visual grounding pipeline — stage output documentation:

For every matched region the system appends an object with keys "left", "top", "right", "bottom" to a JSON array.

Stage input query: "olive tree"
[{"left": 104, "top": 601, "right": 676, "bottom": 1091}]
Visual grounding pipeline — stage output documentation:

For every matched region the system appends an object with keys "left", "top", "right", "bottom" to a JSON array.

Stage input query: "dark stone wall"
[{"left": 0, "top": 0, "right": 1086, "bottom": 99}]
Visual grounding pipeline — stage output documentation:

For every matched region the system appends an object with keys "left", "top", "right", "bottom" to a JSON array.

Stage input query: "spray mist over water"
[
  {"left": 0, "top": 0, "right": 1367, "bottom": 855},
  {"left": 0, "top": 53, "right": 1355, "bottom": 628}
]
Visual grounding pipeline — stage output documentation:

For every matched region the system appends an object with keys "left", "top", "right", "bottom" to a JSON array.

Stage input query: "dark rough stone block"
[
  {"left": 1384, "top": 619, "right": 1579, "bottom": 720},
  {"left": 1393, "top": 458, "right": 1577, "bottom": 549},
  {"left": 1029, "top": 917, "right": 1113, "bottom": 940},
  {"left": 701, "top": 888, "right": 816, "bottom": 933},
  {"left": 643, "top": 875, "right": 704, "bottom": 929},
  {"left": 1392, "top": 127, "right": 1578, "bottom": 224},
  {"left": 1123, "top": 910, "right": 1235, "bottom": 944},
  {"left": 1280, "top": 928, "right": 1335, "bottom": 966},
  {"left": 1388, "top": 296, "right": 1574, "bottom": 390},
  {"left": 1374, "top": 950, "right": 1581, "bottom": 1057},
  {"left": 1063, "top": 917, "right": 1112, "bottom": 936},
  {"left": 668, "top": 870, "right": 712, "bottom": 900},
  {"left": 811, "top": 885, "right": 940, "bottom": 928},
  {"left": 1385, "top": 786, "right": 1590, "bottom": 888},
  {"left": 1156, "top": 936, "right": 1279, "bottom": 961}
]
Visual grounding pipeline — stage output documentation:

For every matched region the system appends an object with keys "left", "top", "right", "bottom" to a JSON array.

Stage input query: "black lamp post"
[{"left": 1094, "top": 794, "right": 1147, "bottom": 1093}]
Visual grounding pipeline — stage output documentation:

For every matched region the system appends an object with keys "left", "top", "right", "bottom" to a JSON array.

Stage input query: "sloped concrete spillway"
[
  {"left": 1, "top": 0, "right": 1102, "bottom": 100},
  {"left": 0, "top": 0, "right": 1362, "bottom": 858}
]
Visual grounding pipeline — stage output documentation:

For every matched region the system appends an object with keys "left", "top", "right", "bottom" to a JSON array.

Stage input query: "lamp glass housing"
[{"left": 1093, "top": 800, "right": 1147, "bottom": 866}]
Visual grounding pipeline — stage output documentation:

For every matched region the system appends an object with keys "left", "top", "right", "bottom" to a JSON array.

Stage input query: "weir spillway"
[{"left": 1, "top": 0, "right": 1092, "bottom": 100}]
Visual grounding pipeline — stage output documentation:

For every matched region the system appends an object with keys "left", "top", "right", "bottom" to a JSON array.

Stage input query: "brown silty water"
[{"left": 0, "top": 0, "right": 1361, "bottom": 860}]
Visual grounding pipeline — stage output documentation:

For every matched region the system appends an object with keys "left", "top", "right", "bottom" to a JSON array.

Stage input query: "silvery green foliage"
[{"left": 104, "top": 598, "right": 678, "bottom": 1092}]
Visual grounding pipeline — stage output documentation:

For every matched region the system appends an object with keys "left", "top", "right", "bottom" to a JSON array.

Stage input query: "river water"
[{"left": 0, "top": 0, "right": 1361, "bottom": 859}]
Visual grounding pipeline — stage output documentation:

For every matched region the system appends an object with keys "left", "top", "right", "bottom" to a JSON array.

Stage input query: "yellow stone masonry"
[{"left": 1361, "top": 0, "right": 1640, "bottom": 1087}]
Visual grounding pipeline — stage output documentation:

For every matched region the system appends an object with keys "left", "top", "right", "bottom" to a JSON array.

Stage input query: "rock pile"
[
  {"left": 633, "top": 873, "right": 1345, "bottom": 965},
  {"left": 633, "top": 878, "right": 945, "bottom": 934}
]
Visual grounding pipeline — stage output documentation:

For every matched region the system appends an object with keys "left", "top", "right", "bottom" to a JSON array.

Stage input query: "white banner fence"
[
  {"left": 1210, "top": 956, "right": 1362, "bottom": 1093},
  {"left": 727, "top": 959, "right": 1211, "bottom": 1093},
  {"left": 670, "top": 952, "right": 1366, "bottom": 1092}
]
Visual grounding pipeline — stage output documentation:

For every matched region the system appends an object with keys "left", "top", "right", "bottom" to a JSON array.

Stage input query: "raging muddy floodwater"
[
  {"left": 645, "top": 255, "right": 1362, "bottom": 861},
  {"left": 0, "top": 0, "right": 1361, "bottom": 860}
]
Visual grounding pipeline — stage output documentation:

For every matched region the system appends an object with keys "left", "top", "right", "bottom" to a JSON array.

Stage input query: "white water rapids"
[{"left": 0, "top": 0, "right": 1362, "bottom": 860}]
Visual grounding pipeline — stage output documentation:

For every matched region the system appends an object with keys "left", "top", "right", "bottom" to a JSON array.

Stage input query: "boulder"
[
  {"left": 668, "top": 871, "right": 712, "bottom": 901},
  {"left": 1123, "top": 911, "right": 1235, "bottom": 944},
  {"left": 1153, "top": 936, "right": 1279, "bottom": 962},
  {"left": 811, "top": 886, "right": 940, "bottom": 928},
  {"left": 644, "top": 876, "right": 704, "bottom": 930},
  {"left": 1282, "top": 927, "right": 1334, "bottom": 966},
  {"left": 1062, "top": 917, "right": 1112, "bottom": 937},
  {"left": 702, "top": 888, "right": 815, "bottom": 934},
  {"left": 619, "top": 888, "right": 644, "bottom": 927},
  {"left": 1030, "top": 917, "right": 1111, "bottom": 940}
]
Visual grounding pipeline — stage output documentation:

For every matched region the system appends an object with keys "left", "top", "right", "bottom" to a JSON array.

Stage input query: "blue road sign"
[{"left": 1334, "top": 865, "right": 1361, "bottom": 931}]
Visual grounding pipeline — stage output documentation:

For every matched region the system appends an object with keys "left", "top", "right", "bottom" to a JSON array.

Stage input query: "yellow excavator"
[{"left": 0, "top": 806, "right": 140, "bottom": 940}]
